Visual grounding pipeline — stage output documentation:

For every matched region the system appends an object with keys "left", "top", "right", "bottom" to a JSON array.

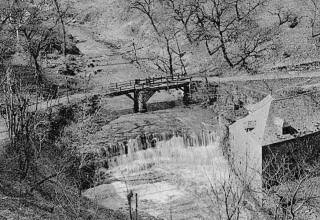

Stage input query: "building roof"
[
  {"left": 263, "top": 93, "right": 320, "bottom": 145},
  {"left": 232, "top": 93, "right": 320, "bottom": 146},
  {"left": 245, "top": 95, "right": 273, "bottom": 113}
]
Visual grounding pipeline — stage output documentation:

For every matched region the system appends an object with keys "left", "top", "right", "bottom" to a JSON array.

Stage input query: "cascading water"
[
  {"left": 104, "top": 127, "right": 221, "bottom": 168},
  {"left": 85, "top": 126, "right": 231, "bottom": 220}
]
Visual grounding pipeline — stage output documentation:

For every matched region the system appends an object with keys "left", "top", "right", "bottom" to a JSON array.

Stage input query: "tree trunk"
[
  {"left": 219, "top": 31, "right": 234, "bottom": 67},
  {"left": 183, "top": 23, "right": 193, "bottom": 44},
  {"left": 53, "top": 0, "right": 67, "bottom": 57},
  {"left": 165, "top": 37, "right": 174, "bottom": 77},
  {"left": 147, "top": 14, "right": 160, "bottom": 36}
]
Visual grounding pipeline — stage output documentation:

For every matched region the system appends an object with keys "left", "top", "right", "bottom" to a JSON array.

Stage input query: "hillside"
[
  {"left": 2, "top": 0, "right": 320, "bottom": 219},
  {"left": 69, "top": 0, "right": 320, "bottom": 76}
]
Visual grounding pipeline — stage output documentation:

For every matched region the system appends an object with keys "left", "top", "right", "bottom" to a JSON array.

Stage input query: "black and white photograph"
[{"left": 1, "top": 0, "right": 320, "bottom": 219}]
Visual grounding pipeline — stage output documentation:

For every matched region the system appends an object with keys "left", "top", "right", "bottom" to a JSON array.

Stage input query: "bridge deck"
[{"left": 105, "top": 75, "right": 192, "bottom": 96}]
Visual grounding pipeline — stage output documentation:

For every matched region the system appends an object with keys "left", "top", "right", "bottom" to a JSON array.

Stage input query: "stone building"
[{"left": 228, "top": 93, "right": 320, "bottom": 188}]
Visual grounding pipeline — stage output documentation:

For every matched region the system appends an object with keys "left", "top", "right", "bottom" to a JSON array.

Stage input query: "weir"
[{"left": 100, "top": 128, "right": 219, "bottom": 168}]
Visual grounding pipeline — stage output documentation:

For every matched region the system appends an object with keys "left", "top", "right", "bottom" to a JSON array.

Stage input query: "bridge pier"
[
  {"left": 182, "top": 85, "right": 190, "bottom": 105},
  {"left": 128, "top": 90, "right": 155, "bottom": 113},
  {"left": 137, "top": 90, "right": 156, "bottom": 113},
  {"left": 138, "top": 91, "right": 148, "bottom": 113},
  {"left": 133, "top": 92, "right": 139, "bottom": 113}
]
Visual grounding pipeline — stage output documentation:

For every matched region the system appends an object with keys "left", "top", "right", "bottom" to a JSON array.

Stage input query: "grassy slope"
[
  {"left": 263, "top": 0, "right": 320, "bottom": 67},
  {"left": 70, "top": 0, "right": 320, "bottom": 76}
]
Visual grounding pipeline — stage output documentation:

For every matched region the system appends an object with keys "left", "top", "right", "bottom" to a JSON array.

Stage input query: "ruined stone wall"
[{"left": 262, "top": 131, "right": 320, "bottom": 187}]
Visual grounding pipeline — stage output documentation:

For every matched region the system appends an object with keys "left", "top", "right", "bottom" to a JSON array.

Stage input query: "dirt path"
[
  {"left": 68, "top": 25, "right": 149, "bottom": 92},
  {"left": 204, "top": 70, "right": 320, "bottom": 83},
  {"left": 67, "top": 24, "right": 182, "bottom": 109}
]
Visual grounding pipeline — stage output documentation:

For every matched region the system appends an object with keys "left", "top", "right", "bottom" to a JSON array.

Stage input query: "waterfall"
[{"left": 104, "top": 128, "right": 220, "bottom": 168}]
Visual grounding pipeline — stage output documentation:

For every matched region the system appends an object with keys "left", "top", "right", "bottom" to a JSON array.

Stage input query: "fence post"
[
  {"left": 127, "top": 190, "right": 133, "bottom": 220},
  {"left": 135, "top": 193, "right": 138, "bottom": 220}
]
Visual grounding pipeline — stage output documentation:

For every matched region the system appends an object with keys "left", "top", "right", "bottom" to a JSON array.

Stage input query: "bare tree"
[
  {"left": 269, "top": 4, "right": 297, "bottom": 26},
  {"left": 212, "top": 178, "right": 245, "bottom": 220},
  {"left": 131, "top": 0, "right": 160, "bottom": 35},
  {"left": 0, "top": 1, "right": 11, "bottom": 32},
  {"left": 52, "top": 0, "right": 67, "bottom": 57},
  {"left": 130, "top": 0, "right": 189, "bottom": 76},
  {"left": 306, "top": 0, "right": 320, "bottom": 38},
  {"left": 165, "top": 0, "right": 200, "bottom": 43},
  {"left": 249, "top": 144, "right": 320, "bottom": 220},
  {"left": 1, "top": 67, "right": 35, "bottom": 179},
  {"left": 15, "top": 1, "right": 59, "bottom": 84},
  {"left": 0, "top": 1, "right": 17, "bottom": 64},
  {"left": 131, "top": 0, "right": 275, "bottom": 72},
  {"left": 194, "top": 0, "right": 274, "bottom": 69},
  {"left": 0, "top": 32, "right": 15, "bottom": 65}
]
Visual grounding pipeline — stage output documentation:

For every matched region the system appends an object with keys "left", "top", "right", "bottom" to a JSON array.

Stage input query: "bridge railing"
[{"left": 107, "top": 74, "right": 191, "bottom": 93}]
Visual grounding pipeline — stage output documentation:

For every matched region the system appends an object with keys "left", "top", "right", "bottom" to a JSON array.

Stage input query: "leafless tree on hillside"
[
  {"left": 131, "top": 0, "right": 277, "bottom": 73},
  {"left": 52, "top": 0, "right": 68, "bottom": 58},
  {"left": 248, "top": 149, "right": 320, "bottom": 220},
  {"left": 205, "top": 175, "right": 245, "bottom": 220},
  {"left": 0, "top": 2, "right": 11, "bottom": 32},
  {"left": 306, "top": 0, "right": 320, "bottom": 38},
  {"left": 0, "top": 1, "right": 17, "bottom": 64},
  {"left": 131, "top": 0, "right": 160, "bottom": 35},
  {"left": 268, "top": 4, "right": 297, "bottom": 26},
  {"left": 165, "top": 0, "right": 201, "bottom": 44},
  {"left": 130, "top": 0, "right": 189, "bottom": 76},
  {"left": 214, "top": 135, "right": 320, "bottom": 220},
  {"left": 18, "top": 2, "right": 58, "bottom": 80},
  {"left": 1, "top": 67, "right": 36, "bottom": 179},
  {"left": 193, "top": 0, "right": 275, "bottom": 70}
]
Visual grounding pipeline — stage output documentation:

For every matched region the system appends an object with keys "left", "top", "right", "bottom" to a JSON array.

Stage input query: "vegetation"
[
  {"left": 0, "top": 0, "right": 108, "bottom": 219},
  {"left": 2, "top": 0, "right": 320, "bottom": 219},
  {"left": 129, "top": 0, "right": 271, "bottom": 74}
]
